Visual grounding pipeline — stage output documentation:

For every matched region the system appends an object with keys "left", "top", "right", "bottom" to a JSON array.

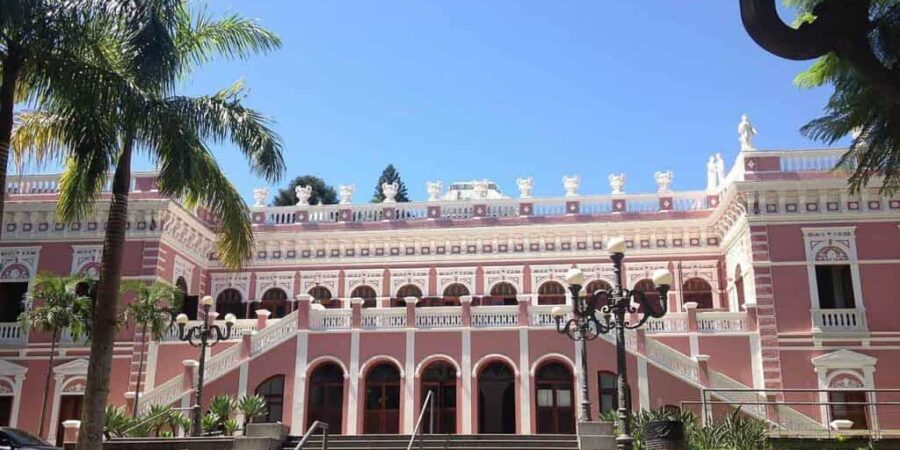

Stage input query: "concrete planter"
[
  {"left": 643, "top": 420, "right": 685, "bottom": 450},
  {"left": 577, "top": 421, "right": 615, "bottom": 450}
]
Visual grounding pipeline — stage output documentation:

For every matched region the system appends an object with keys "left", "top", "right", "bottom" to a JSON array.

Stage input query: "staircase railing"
[
  {"left": 292, "top": 420, "right": 329, "bottom": 450},
  {"left": 407, "top": 390, "right": 435, "bottom": 450}
]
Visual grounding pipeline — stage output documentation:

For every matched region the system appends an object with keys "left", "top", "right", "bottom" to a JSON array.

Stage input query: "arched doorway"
[
  {"left": 433, "top": 283, "right": 467, "bottom": 307},
  {"left": 633, "top": 279, "right": 662, "bottom": 315},
  {"left": 535, "top": 362, "right": 575, "bottom": 434},
  {"left": 364, "top": 363, "right": 401, "bottom": 434},
  {"left": 176, "top": 277, "right": 198, "bottom": 320},
  {"left": 585, "top": 280, "right": 612, "bottom": 296},
  {"left": 393, "top": 284, "right": 423, "bottom": 307},
  {"left": 682, "top": 278, "right": 714, "bottom": 309},
  {"left": 257, "top": 288, "right": 289, "bottom": 318},
  {"left": 216, "top": 288, "right": 245, "bottom": 319},
  {"left": 309, "top": 286, "right": 339, "bottom": 309},
  {"left": 255, "top": 375, "right": 285, "bottom": 423},
  {"left": 350, "top": 285, "right": 378, "bottom": 308},
  {"left": 477, "top": 362, "right": 515, "bottom": 433},
  {"left": 421, "top": 362, "right": 457, "bottom": 433},
  {"left": 537, "top": 281, "right": 567, "bottom": 305},
  {"left": 479, "top": 282, "right": 518, "bottom": 306},
  {"left": 307, "top": 363, "right": 345, "bottom": 434}
]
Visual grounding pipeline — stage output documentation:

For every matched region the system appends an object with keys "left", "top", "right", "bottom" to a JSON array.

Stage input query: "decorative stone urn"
[
  {"left": 516, "top": 177, "right": 534, "bottom": 199},
  {"left": 295, "top": 184, "right": 312, "bottom": 206},
  {"left": 609, "top": 173, "right": 626, "bottom": 195},
  {"left": 382, "top": 182, "right": 399, "bottom": 203},
  {"left": 654, "top": 170, "right": 673, "bottom": 194},
  {"left": 339, "top": 184, "right": 355, "bottom": 204},
  {"left": 563, "top": 175, "right": 581, "bottom": 197},
  {"left": 426, "top": 181, "right": 442, "bottom": 201},
  {"left": 253, "top": 188, "right": 268, "bottom": 207}
]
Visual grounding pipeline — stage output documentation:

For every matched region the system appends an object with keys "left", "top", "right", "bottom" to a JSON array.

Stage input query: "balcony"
[
  {"left": 0, "top": 323, "right": 26, "bottom": 346},
  {"left": 812, "top": 308, "right": 868, "bottom": 334}
]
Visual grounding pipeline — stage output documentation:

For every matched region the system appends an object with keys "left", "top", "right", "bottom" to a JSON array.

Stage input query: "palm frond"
[
  {"left": 56, "top": 154, "right": 110, "bottom": 223},
  {"left": 10, "top": 110, "right": 69, "bottom": 173}
]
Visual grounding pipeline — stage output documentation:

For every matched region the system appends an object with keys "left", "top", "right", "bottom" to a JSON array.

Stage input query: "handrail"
[
  {"left": 293, "top": 420, "right": 329, "bottom": 450},
  {"left": 407, "top": 390, "right": 435, "bottom": 450}
]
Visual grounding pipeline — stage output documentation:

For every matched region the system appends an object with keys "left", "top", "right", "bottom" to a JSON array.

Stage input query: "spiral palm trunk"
[
  {"left": 0, "top": 53, "right": 22, "bottom": 245},
  {"left": 132, "top": 324, "right": 147, "bottom": 417},
  {"left": 76, "top": 141, "right": 134, "bottom": 450},
  {"left": 38, "top": 331, "right": 59, "bottom": 438}
]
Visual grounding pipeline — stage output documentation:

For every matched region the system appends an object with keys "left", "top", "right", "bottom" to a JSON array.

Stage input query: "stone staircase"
[{"left": 282, "top": 434, "right": 580, "bottom": 450}]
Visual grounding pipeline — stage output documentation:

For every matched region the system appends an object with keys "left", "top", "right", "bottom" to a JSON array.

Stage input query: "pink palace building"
[{"left": 1, "top": 126, "right": 899, "bottom": 444}]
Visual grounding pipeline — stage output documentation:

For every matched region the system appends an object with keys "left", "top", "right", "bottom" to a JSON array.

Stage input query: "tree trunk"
[
  {"left": 76, "top": 140, "right": 133, "bottom": 450},
  {"left": 131, "top": 323, "right": 147, "bottom": 417},
  {"left": 0, "top": 51, "right": 23, "bottom": 245},
  {"left": 38, "top": 331, "right": 59, "bottom": 438}
]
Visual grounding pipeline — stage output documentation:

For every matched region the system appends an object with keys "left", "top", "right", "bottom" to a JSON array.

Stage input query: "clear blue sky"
[{"left": 153, "top": 1, "right": 840, "bottom": 201}]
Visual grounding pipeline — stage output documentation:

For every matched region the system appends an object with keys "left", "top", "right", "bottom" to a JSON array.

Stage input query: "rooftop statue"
[
  {"left": 339, "top": 184, "right": 355, "bottom": 205},
  {"left": 253, "top": 188, "right": 269, "bottom": 207},
  {"left": 295, "top": 185, "right": 312, "bottom": 206},
  {"left": 738, "top": 114, "right": 757, "bottom": 152}
]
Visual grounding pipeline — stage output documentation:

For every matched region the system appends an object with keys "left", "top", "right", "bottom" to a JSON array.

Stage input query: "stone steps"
[{"left": 283, "top": 434, "right": 581, "bottom": 450}]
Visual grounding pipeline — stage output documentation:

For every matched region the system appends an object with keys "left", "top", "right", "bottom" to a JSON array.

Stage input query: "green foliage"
[
  {"left": 223, "top": 418, "right": 240, "bottom": 436},
  {"left": 786, "top": 0, "right": 900, "bottom": 194},
  {"left": 371, "top": 164, "right": 409, "bottom": 203},
  {"left": 272, "top": 175, "right": 339, "bottom": 206},
  {"left": 201, "top": 412, "right": 221, "bottom": 435},
  {"left": 610, "top": 407, "right": 769, "bottom": 450},
  {"left": 121, "top": 280, "right": 182, "bottom": 341},
  {"left": 19, "top": 273, "right": 93, "bottom": 342},
  {"left": 102, "top": 404, "right": 193, "bottom": 438},
  {"left": 103, "top": 406, "right": 134, "bottom": 438},
  {"left": 238, "top": 394, "right": 268, "bottom": 426}
]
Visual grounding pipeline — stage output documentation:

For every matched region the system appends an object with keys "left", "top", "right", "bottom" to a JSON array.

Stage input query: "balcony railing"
[
  {"left": 5, "top": 172, "right": 158, "bottom": 195},
  {"left": 812, "top": 308, "right": 867, "bottom": 333},
  {"left": 0, "top": 323, "right": 26, "bottom": 346},
  {"left": 161, "top": 319, "right": 260, "bottom": 341}
]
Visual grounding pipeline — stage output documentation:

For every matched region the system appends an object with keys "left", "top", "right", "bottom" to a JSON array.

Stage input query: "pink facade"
[{"left": 0, "top": 148, "right": 899, "bottom": 440}]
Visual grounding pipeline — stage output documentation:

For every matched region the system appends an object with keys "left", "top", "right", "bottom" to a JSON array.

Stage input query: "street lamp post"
[
  {"left": 552, "top": 237, "right": 672, "bottom": 450},
  {"left": 175, "top": 295, "right": 235, "bottom": 437}
]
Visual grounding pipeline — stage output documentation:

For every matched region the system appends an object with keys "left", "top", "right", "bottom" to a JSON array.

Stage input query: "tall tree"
[
  {"left": 18, "top": 274, "right": 92, "bottom": 437},
  {"left": 371, "top": 164, "right": 409, "bottom": 202},
  {"left": 272, "top": 175, "right": 338, "bottom": 206},
  {"left": 741, "top": 0, "right": 900, "bottom": 193},
  {"left": 11, "top": 3, "right": 284, "bottom": 450},
  {"left": 121, "top": 280, "right": 181, "bottom": 417},
  {"left": 0, "top": 1, "right": 108, "bottom": 243}
]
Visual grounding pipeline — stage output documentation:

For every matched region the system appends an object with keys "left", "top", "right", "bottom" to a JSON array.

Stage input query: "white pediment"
[
  {"left": 811, "top": 349, "right": 877, "bottom": 369},
  {"left": 53, "top": 358, "right": 89, "bottom": 376},
  {"left": 0, "top": 360, "right": 27, "bottom": 376}
]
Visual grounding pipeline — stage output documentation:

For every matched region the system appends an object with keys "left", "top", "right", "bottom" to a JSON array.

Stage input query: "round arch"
[
  {"left": 305, "top": 356, "right": 349, "bottom": 380},
  {"left": 537, "top": 281, "right": 567, "bottom": 305},
  {"left": 359, "top": 355, "right": 406, "bottom": 379},
  {"left": 529, "top": 353, "right": 576, "bottom": 377},
  {"left": 350, "top": 285, "right": 378, "bottom": 308},
  {"left": 682, "top": 277, "right": 714, "bottom": 309},
  {"left": 415, "top": 354, "right": 462, "bottom": 378},
  {"left": 216, "top": 288, "right": 245, "bottom": 319},
  {"left": 471, "top": 353, "right": 520, "bottom": 378}
]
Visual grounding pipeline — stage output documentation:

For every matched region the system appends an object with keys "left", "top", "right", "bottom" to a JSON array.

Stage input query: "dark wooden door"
[
  {"left": 478, "top": 363, "right": 515, "bottom": 434},
  {"left": 56, "top": 395, "right": 83, "bottom": 446},
  {"left": 307, "top": 364, "right": 344, "bottom": 434},
  {"left": 0, "top": 396, "right": 11, "bottom": 426},
  {"left": 364, "top": 364, "right": 400, "bottom": 434},
  {"left": 421, "top": 363, "right": 457, "bottom": 433}
]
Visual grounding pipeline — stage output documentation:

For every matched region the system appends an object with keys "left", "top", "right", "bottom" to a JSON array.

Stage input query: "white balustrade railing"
[
  {"left": 531, "top": 198, "right": 568, "bottom": 216},
  {"left": 6, "top": 172, "right": 155, "bottom": 195},
  {"left": 471, "top": 305, "right": 519, "bottom": 328},
  {"left": 361, "top": 308, "right": 407, "bottom": 329},
  {"left": 203, "top": 343, "right": 243, "bottom": 382},
  {"left": 697, "top": 312, "right": 748, "bottom": 333},
  {"left": 0, "top": 323, "right": 25, "bottom": 346},
  {"left": 812, "top": 308, "right": 866, "bottom": 332},
  {"left": 645, "top": 339, "right": 699, "bottom": 383},
  {"left": 310, "top": 308, "right": 351, "bottom": 330},
  {"left": 251, "top": 312, "right": 297, "bottom": 355},
  {"left": 529, "top": 305, "right": 557, "bottom": 327},
  {"left": 672, "top": 192, "right": 709, "bottom": 211},
  {"left": 415, "top": 307, "right": 462, "bottom": 328},
  {"left": 162, "top": 319, "right": 258, "bottom": 341},
  {"left": 626, "top": 194, "right": 660, "bottom": 213},
  {"left": 776, "top": 149, "right": 845, "bottom": 173},
  {"left": 137, "top": 374, "right": 185, "bottom": 415},
  {"left": 645, "top": 314, "right": 689, "bottom": 334}
]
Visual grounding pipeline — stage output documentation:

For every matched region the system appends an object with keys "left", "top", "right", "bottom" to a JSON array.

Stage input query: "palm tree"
[
  {"left": 12, "top": 3, "right": 283, "bottom": 449},
  {"left": 18, "top": 274, "right": 92, "bottom": 438},
  {"left": 121, "top": 280, "right": 181, "bottom": 417}
]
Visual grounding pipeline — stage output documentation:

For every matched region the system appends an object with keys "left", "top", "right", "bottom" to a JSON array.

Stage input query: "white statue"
[
  {"left": 381, "top": 181, "right": 399, "bottom": 203},
  {"left": 562, "top": 175, "right": 581, "bottom": 197},
  {"left": 426, "top": 181, "right": 442, "bottom": 201},
  {"left": 516, "top": 177, "right": 534, "bottom": 199},
  {"left": 738, "top": 114, "right": 757, "bottom": 152},
  {"left": 609, "top": 173, "right": 626, "bottom": 195},
  {"left": 472, "top": 180, "right": 490, "bottom": 199},
  {"left": 253, "top": 187, "right": 268, "bottom": 207},
  {"left": 706, "top": 155, "right": 718, "bottom": 192},
  {"left": 654, "top": 171, "right": 673, "bottom": 194},
  {"left": 295, "top": 184, "right": 312, "bottom": 206},
  {"left": 338, "top": 184, "right": 355, "bottom": 204},
  {"left": 714, "top": 153, "right": 726, "bottom": 187}
]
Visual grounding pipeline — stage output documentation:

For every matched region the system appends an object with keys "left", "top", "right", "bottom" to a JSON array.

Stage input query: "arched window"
[
  {"left": 421, "top": 362, "right": 457, "bottom": 433},
  {"left": 176, "top": 277, "right": 198, "bottom": 320},
  {"left": 216, "top": 288, "right": 245, "bottom": 319},
  {"left": 392, "top": 284, "right": 423, "bottom": 307},
  {"left": 438, "top": 283, "right": 468, "bottom": 307},
  {"left": 478, "top": 282, "right": 518, "bottom": 306},
  {"left": 682, "top": 278, "right": 714, "bottom": 309},
  {"left": 633, "top": 279, "right": 661, "bottom": 314},
  {"left": 585, "top": 280, "right": 612, "bottom": 296},
  {"left": 598, "top": 371, "right": 617, "bottom": 414},
  {"left": 535, "top": 362, "right": 575, "bottom": 434},
  {"left": 537, "top": 281, "right": 567, "bottom": 305},
  {"left": 350, "top": 285, "right": 378, "bottom": 308},
  {"left": 364, "top": 363, "right": 401, "bottom": 434},
  {"left": 255, "top": 375, "right": 285, "bottom": 423},
  {"left": 307, "top": 363, "right": 345, "bottom": 434},
  {"left": 257, "top": 288, "right": 289, "bottom": 318},
  {"left": 734, "top": 266, "right": 746, "bottom": 309},
  {"left": 477, "top": 362, "right": 516, "bottom": 433},
  {"left": 309, "top": 286, "right": 339, "bottom": 309}
]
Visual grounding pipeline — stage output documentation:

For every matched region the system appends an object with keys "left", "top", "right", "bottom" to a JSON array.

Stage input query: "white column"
[
  {"left": 637, "top": 359, "right": 649, "bottom": 411},
  {"left": 461, "top": 329, "right": 472, "bottom": 434},
  {"left": 145, "top": 341, "right": 159, "bottom": 390},
  {"left": 10, "top": 376, "right": 23, "bottom": 428},
  {"left": 574, "top": 339, "right": 584, "bottom": 418},
  {"left": 236, "top": 361, "right": 249, "bottom": 425},
  {"left": 347, "top": 331, "right": 360, "bottom": 434},
  {"left": 291, "top": 332, "right": 309, "bottom": 434},
  {"left": 749, "top": 335, "right": 764, "bottom": 389},
  {"left": 47, "top": 375, "right": 63, "bottom": 442},
  {"left": 404, "top": 330, "right": 415, "bottom": 433},
  {"left": 518, "top": 328, "right": 532, "bottom": 433}
]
